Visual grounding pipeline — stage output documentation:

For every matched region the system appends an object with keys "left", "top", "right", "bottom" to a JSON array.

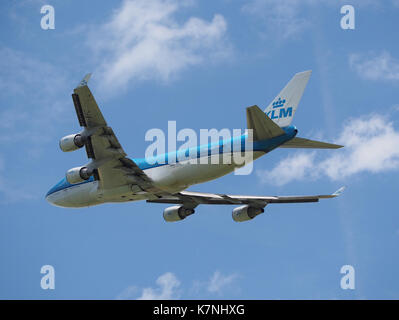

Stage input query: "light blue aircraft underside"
[{"left": 46, "top": 71, "right": 344, "bottom": 222}]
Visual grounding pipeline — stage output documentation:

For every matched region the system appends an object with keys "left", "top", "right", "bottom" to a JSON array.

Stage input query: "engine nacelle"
[
  {"left": 232, "top": 205, "right": 264, "bottom": 222},
  {"left": 163, "top": 205, "right": 195, "bottom": 222},
  {"left": 59, "top": 134, "right": 85, "bottom": 152},
  {"left": 66, "top": 166, "right": 93, "bottom": 184}
]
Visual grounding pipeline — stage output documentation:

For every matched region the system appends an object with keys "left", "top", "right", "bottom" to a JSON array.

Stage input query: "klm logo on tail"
[{"left": 266, "top": 97, "right": 292, "bottom": 120}]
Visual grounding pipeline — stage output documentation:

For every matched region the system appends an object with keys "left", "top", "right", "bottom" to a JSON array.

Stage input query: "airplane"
[{"left": 46, "top": 70, "right": 344, "bottom": 222}]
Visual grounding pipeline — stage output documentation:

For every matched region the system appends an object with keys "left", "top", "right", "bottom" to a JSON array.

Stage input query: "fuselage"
[{"left": 46, "top": 126, "right": 297, "bottom": 208}]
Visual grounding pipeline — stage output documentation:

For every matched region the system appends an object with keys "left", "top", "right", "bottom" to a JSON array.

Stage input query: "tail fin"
[
  {"left": 264, "top": 70, "right": 311, "bottom": 127},
  {"left": 246, "top": 105, "right": 285, "bottom": 141}
]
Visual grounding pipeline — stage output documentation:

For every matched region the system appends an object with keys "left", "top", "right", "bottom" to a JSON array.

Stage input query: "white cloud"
[
  {"left": 257, "top": 152, "right": 316, "bottom": 186},
  {"left": 115, "top": 285, "right": 140, "bottom": 300},
  {"left": 137, "top": 272, "right": 180, "bottom": 300},
  {"left": 88, "top": 0, "right": 230, "bottom": 90},
  {"left": 0, "top": 47, "right": 70, "bottom": 202},
  {"left": 242, "top": 0, "right": 380, "bottom": 39},
  {"left": 0, "top": 47, "right": 67, "bottom": 101},
  {"left": 349, "top": 51, "right": 399, "bottom": 82},
  {"left": 117, "top": 270, "right": 239, "bottom": 299},
  {"left": 242, "top": 0, "right": 312, "bottom": 39},
  {"left": 207, "top": 271, "right": 238, "bottom": 295},
  {"left": 117, "top": 272, "right": 180, "bottom": 300},
  {"left": 0, "top": 156, "right": 36, "bottom": 203},
  {"left": 0, "top": 47, "right": 69, "bottom": 146},
  {"left": 191, "top": 270, "right": 239, "bottom": 296},
  {"left": 257, "top": 114, "right": 399, "bottom": 185},
  {"left": 322, "top": 115, "right": 399, "bottom": 178}
]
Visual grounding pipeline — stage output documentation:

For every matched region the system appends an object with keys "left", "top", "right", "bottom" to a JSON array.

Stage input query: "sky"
[{"left": 0, "top": 0, "right": 399, "bottom": 299}]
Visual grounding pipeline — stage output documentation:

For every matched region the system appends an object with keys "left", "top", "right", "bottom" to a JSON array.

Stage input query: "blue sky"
[{"left": 1, "top": 0, "right": 399, "bottom": 299}]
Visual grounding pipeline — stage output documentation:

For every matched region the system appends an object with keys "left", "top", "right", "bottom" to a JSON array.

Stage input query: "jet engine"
[
  {"left": 59, "top": 134, "right": 85, "bottom": 152},
  {"left": 66, "top": 166, "right": 93, "bottom": 184},
  {"left": 232, "top": 205, "right": 264, "bottom": 222},
  {"left": 163, "top": 205, "right": 195, "bottom": 222}
]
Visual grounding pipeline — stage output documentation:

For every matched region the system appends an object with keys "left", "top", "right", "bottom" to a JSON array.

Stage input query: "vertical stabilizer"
[{"left": 264, "top": 70, "right": 311, "bottom": 127}]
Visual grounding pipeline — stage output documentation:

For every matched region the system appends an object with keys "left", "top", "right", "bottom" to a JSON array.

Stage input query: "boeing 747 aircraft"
[{"left": 46, "top": 71, "right": 344, "bottom": 222}]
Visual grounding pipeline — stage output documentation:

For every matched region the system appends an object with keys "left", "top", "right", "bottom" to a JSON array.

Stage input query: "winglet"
[
  {"left": 76, "top": 73, "right": 92, "bottom": 88},
  {"left": 332, "top": 186, "right": 345, "bottom": 197}
]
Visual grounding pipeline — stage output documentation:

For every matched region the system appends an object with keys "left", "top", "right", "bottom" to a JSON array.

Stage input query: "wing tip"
[
  {"left": 76, "top": 73, "right": 92, "bottom": 88},
  {"left": 332, "top": 186, "right": 346, "bottom": 197}
]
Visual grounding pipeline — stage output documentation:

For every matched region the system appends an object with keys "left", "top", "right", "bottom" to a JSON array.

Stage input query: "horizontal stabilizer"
[
  {"left": 246, "top": 105, "right": 285, "bottom": 141},
  {"left": 279, "top": 137, "right": 343, "bottom": 149}
]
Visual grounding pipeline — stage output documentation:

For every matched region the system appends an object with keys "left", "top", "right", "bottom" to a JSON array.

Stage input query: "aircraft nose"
[
  {"left": 46, "top": 190, "right": 70, "bottom": 207},
  {"left": 46, "top": 177, "right": 68, "bottom": 207},
  {"left": 45, "top": 191, "right": 58, "bottom": 206}
]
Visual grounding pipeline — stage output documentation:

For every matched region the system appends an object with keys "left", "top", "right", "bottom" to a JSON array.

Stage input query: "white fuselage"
[{"left": 46, "top": 151, "right": 265, "bottom": 208}]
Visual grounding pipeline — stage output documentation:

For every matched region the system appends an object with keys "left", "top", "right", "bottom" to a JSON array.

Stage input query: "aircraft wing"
[
  {"left": 147, "top": 187, "right": 345, "bottom": 207},
  {"left": 72, "top": 74, "right": 164, "bottom": 195}
]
